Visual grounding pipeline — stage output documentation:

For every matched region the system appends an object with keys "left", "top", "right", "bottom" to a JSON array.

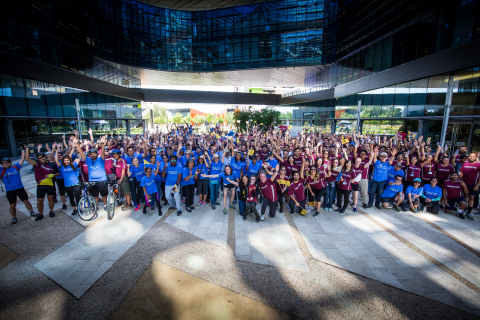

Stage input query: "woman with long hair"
[
  {"left": 128, "top": 156, "right": 145, "bottom": 211},
  {"left": 275, "top": 166, "right": 289, "bottom": 213},
  {"left": 54, "top": 153, "right": 81, "bottom": 215},
  {"left": 306, "top": 165, "right": 331, "bottom": 216},
  {"left": 195, "top": 155, "right": 209, "bottom": 206},
  {"left": 202, "top": 164, "right": 236, "bottom": 214},
  {"left": 230, "top": 175, "right": 249, "bottom": 217},
  {"left": 336, "top": 160, "right": 354, "bottom": 213},
  {"left": 324, "top": 158, "right": 340, "bottom": 211}
]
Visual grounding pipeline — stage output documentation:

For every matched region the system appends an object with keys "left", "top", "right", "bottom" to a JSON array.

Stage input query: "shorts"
[
  {"left": 118, "top": 178, "right": 131, "bottom": 195},
  {"left": 88, "top": 182, "right": 108, "bottom": 197},
  {"left": 106, "top": 174, "right": 116, "bottom": 182},
  {"left": 223, "top": 184, "right": 235, "bottom": 189},
  {"left": 197, "top": 179, "right": 208, "bottom": 195},
  {"left": 381, "top": 196, "right": 396, "bottom": 203},
  {"left": 6, "top": 188, "right": 29, "bottom": 204},
  {"left": 37, "top": 185, "right": 55, "bottom": 198},
  {"left": 56, "top": 178, "right": 65, "bottom": 196},
  {"left": 447, "top": 196, "right": 466, "bottom": 210},
  {"left": 351, "top": 184, "right": 360, "bottom": 192},
  {"left": 467, "top": 185, "right": 479, "bottom": 197}
]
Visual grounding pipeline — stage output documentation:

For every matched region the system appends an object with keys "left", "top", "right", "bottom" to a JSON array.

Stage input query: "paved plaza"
[{"left": 1, "top": 173, "right": 480, "bottom": 319}]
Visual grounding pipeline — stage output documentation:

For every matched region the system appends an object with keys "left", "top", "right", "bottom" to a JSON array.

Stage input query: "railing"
[{"left": 281, "top": 84, "right": 337, "bottom": 98}]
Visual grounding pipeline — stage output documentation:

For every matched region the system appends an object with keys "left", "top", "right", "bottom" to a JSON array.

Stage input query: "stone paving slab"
[
  {"left": 291, "top": 207, "right": 479, "bottom": 313},
  {"left": 165, "top": 199, "right": 228, "bottom": 249},
  {"left": 235, "top": 207, "right": 309, "bottom": 272},
  {"left": 34, "top": 206, "right": 162, "bottom": 298}
]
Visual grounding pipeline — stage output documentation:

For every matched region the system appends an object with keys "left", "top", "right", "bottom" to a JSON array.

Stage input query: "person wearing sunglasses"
[
  {"left": 1, "top": 152, "right": 36, "bottom": 224},
  {"left": 402, "top": 178, "right": 423, "bottom": 212},
  {"left": 25, "top": 144, "right": 60, "bottom": 221},
  {"left": 380, "top": 175, "right": 404, "bottom": 212}
]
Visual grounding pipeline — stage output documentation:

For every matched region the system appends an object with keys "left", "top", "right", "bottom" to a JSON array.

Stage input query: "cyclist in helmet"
[
  {"left": 112, "top": 149, "right": 133, "bottom": 210},
  {"left": 1, "top": 152, "right": 36, "bottom": 224}
]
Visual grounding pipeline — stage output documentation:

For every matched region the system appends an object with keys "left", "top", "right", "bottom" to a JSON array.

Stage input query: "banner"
[
  {"left": 397, "top": 132, "right": 407, "bottom": 141},
  {"left": 248, "top": 150, "right": 254, "bottom": 155},
  {"left": 279, "top": 125, "right": 287, "bottom": 131}
]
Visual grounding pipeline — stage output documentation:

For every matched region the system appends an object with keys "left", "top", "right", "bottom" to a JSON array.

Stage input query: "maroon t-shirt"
[
  {"left": 288, "top": 179, "right": 305, "bottom": 201},
  {"left": 259, "top": 151, "right": 269, "bottom": 161},
  {"left": 443, "top": 180, "right": 463, "bottom": 200},
  {"left": 352, "top": 164, "right": 365, "bottom": 182},
  {"left": 460, "top": 162, "right": 480, "bottom": 186},
  {"left": 338, "top": 171, "right": 354, "bottom": 191},
  {"left": 436, "top": 164, "right": 455, "bottom": 181},
  {"left": 306, "top": 173, "right": 326, "bottom": 190},
  {"left": 293, "top": 156, "right": 303, "bottom": 167},
  {"left": 392, "top": 160, "right": 406, "bottom": 171},
  {"left": 284, "top": 162, "right": 299, "bottom": 180},
  {"left": 33, "top": 162, "right": 56, "bottom": 185},
  {"left": 114, "top": 158, "right": 126, "bottom": 178},
  {"left": 78, "top": 160, "right": 89, "bottom": 182},
  {"left": 259, "top": 179, "right": 277, "bottom": 202},
  {"left": 105, "top": 158, "right": 115, "bottom": 175},
  {"left": 327, "top": 169, "right": 339, "bottom": 183},
  {"left": 274, "top": 174, "right": 289, "bottom": 192},
  {"left": 405, "top": 164, "right": 421, "bottom": 182},
  {"left": 421, "top": 163, "right": 435, "bottom": 181}
]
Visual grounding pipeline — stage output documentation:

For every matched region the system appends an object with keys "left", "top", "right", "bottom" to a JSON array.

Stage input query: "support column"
[
  {"left": 440, "top": 85, "right": 454, "bottom": 147},
  {"left": 417, "top": 119, "right": 426, "bottom": 137},
  {"left": 356, "top": 100, "right": 361, "bottom": 133},
  {"left": 126, "top": 120, "right": 131, "bottom": 135},
  {"left": 150, "top": 109, "right": 154, "bottom": 131},
  {"left": 359, "top": 120, "right": 364, "bottom": 134},
  {"left": 5, "top": 119, "right": 17, "bottom": 157},
  {"left": 331, "top": 120, "right": 337, "bottom": 134},
  {"left": 143, "top": 121, "right": 146, "bottom": 135}
]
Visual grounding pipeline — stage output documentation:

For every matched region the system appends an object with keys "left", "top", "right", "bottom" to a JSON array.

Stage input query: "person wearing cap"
[
  {"left": 75, "top": 137, "right": 109, "bottom": 211},
  {"left": 26, "top": 144, "right": 60, "bottom": 221},
  {"left": 194, "top": 155, "right": 209, "bottom": 206},
  {"left": 1, "top": 151, "right": 36, "bottom": 224},
  {"left": 112, "top": 149, "right": 132, "bottom": 210},
  {"left": 380, "top": 175, "right": 404, "bottom": 212},
  {"left": 367, "top": 148, "right": 396, "bottom": 209},
  {"left": 402, "top": 178, "right": 424, "bottom": 212},
  {"left": 207, "top": 153, "right": 223, "bottom": 209}
]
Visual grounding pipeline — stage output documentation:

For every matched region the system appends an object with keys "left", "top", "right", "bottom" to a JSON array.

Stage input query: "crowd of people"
[{"left": 2, "top": 124, "right": 480, "bottom": 225}]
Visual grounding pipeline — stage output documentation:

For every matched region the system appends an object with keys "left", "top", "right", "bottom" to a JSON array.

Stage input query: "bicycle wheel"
[
  {"left": 78, "top": 195, "right": 98, "bottom": 221},
  {"left": 107, "top": 192, "right": 116, "bottom": 220}
]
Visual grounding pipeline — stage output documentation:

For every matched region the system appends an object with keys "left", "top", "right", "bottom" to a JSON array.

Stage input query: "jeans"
[
  {"left": 165, "top": 184, "right": 182, "bottom": 211},
  {"left": 209, "top": 180, "right": 220, "bottom": 204},
  {"left": 324, "top": 182, "right": 336, "bottom": 209},
  {"left": 239, "top": 199, "right": 246, "bottom": 216},
  {"left": 155, "top": 181, "right": 163, "bottom": 200},
  {"left": 369, "top": 180, "right": 386, "bottom": 206},
  {"left": 261, "top": 197, "right": 277, "bottom": 217}
]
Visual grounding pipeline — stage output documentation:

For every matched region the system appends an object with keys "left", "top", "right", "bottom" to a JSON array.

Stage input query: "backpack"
[{"left": 0, "top": 165, "right": 20, "bottom": 180}]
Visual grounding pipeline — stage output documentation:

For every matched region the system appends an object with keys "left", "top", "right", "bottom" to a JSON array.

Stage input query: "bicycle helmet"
[
  {"left": 112, "top": 149, "right": 121, "bottom": 154},
  {"left": 1, "top": 156, "right": 11, "bottom": 163},
  {"left": 88, "top": 148, "right": 99, "bottom": 154}
]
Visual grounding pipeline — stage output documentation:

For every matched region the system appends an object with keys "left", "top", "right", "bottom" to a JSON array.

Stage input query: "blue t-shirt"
[
  {"left": 181, "top": 167, "right": 196, "bottom": 186},
  {"left": 406, "top": 185, "right": 423, "bottom": 198},
  {"left": 85, "top": 157, "right": 107, "bottom": 182},
  {"left": 423, "top": 184, "right": 442, "bottom": 200},
  {"left": 209, "top": 160, "right": 223, "bottom": 182},
  {"left": 145, "top": 163, "right": 163, "bottom": 182},
  {"left": 247, "top": 160, "right": 262, "bottom": 177},
  {"left": 266, "top": 158, "right": 279, "bottom": 177},
  {"left": 387, "top": 167, "right": 405, "bottom": 183},
  {"left": 230, "top": 159, "right": 246, "bottom": 175},
  {"left": 55, "top": 164, "right": 64, "bottom": 179},
  {"left": 130, "top": 164, "right": 145, "bottom": 181},
  {"left": 165, "top": 163, "right": 183, "bottom": 186},
  {"left": 381, "top": 183, "right": 403, "bottom": 198},
  {"left": 140, "top": 175, "right": 157, "bottom": 194},
  {"left": 195, "top": 163, "right": 209, "bottom": 180},
  {"left": 372, "top": 160, "right": 391, "bottom": 182},
  {"left": 1, "top": 163, "right": 23, "bottom": 191},
  {"left": 179, "top": 155, "right": 196, "bottom": 168},
  {"left": 61, "top": 163, "right": 79, "bottom": 187},
  {"left": 218, "top": 172, "right": 238, "bottom": 186}
]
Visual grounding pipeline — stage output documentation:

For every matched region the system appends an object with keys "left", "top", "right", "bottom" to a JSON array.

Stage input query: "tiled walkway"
[
  {"left": 34, "top": 207, "right": 162, "bottom": 298},
  {"left": 164, "top": 202, "right": 229, "bottom": 249},
  {"left": 291, "top": 207, "right": 480, "bottom": 313},
  {"left": 235, "top": 210, "right": 309, "bottom": 272}
]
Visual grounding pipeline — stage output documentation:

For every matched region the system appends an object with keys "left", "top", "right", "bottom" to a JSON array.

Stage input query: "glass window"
[
  {"left": 45, "top": 86, "right": 63, "bottom": 117},
  {"left": 2, "top": 75, "right": 28, "bottom": 116}
]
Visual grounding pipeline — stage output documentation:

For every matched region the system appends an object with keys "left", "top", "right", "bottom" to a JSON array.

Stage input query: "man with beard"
[
  {"left": 459, "top": 152, "right": 480, "bottom": 220},
  {"left": 451, "top": 146, "right": 467, "bottom": 173}
]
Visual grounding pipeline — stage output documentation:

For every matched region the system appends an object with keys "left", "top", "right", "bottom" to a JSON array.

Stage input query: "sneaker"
[
  {"left": 197, "top": 201, "right": 203, "bottom": 206},
  {"left": 457, "top": 211, "right": 465, "bottom": 219},
  {"left": 11, "top": 218, "right": 17, "bottom": 224},
  {"left": 143, "top": 206, "right": 147, "bottom": 214},
  {"left": 158, "top": 209, "right": 163, "bottom": 216},
  {"left": 393, "top": 205, "right": 400, "bottom": 212},
  {"left": 474, "top": 211, "right": 480, "bottom": 215},
  {"left": 313, "top": 211, "right": 319, "bottom": 217},
  {"left": 243, "top": 215, "right": 247, "bottom": 221},
  {"left": 339, "top": 209, "right": 345, "bottom": 214},
  {"left": 104, "top": 205, "right": 108, "bottom": 211},
  {"left": 35, "top": 215, "right": 44, "bottom": 221},
  {"left": 201, "top": 201, "right": 206, "bottom": 207},
  {"left": 212, "top": 205, "right": 216, "bottom": 210},
  {"left": 334, "top": 207, "right": 341, "bottom": 212},
  {"left": 375, "top": 205, "right": 382, "bottom": 210},
  {"left": 190, "top": 206, "right": 196, "bottom": 210},
  {"left": 206, "top": 199, "right": 211, "bottom": 203},
  {"left": 229, "top": 204, "right": 235, "bottom": 209},
  {"left": 72, "top": 209, "right": 77, "bottom": 215},
  {"left": 278, "top": 206, "right": 282, "bottom": 213},
  {"left": 164, "top": 200, "right": 169, "bottom": 206},
  {"left": 186, "top": 208, "right": 192, "bottom": 213},
  {"left": 135, "top": 204, "right": 141, "bottom": 211},
  {"left": 255, "top": 217, "right": 260, "bottom": 223},
  {"left": 215, "top": 202, "right": 220, "bottom": 205},
  {"left": 260, "top": 215, "right": 265, "bottom": 221},
  {"left": 422, "top": 206, "right": 427, "bottom": 213},
  {"left": 223, "top": 209, "right": 227, "bottom": 214},
  {"left": 177, "top": 210, "right": 182, "bottom": 216},
  {"left": 365, "top": 204, "right": 373, "bottom": 209},
  {"left": 151, "top": 205, "right": 155, "bottom": 211},
  {"left": 30, "top": 212, "right": 38, "bottom": 217},
  {"left": 466, "top": 213, "right": 474, "bottom": 220},
  {"left": 62, "top": 204, "right": 67, "bottom": 210},
  {"left": 168, "top": 207, "right": 176, "bottom": 210},
  {"left": 233, "top": 199, "right": 237, "bottom": 204},
  {"left": 49, "top": 211, "right": 55, "bottom": 218},
  {"left": 353, "top": 207, "right": 358, "bottom": 213}
]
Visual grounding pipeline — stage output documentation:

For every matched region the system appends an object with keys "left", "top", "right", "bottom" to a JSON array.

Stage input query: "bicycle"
[
  {"left": 78, "top": 182, "right": 98, "bottom": 221},
  {"left": 106, "top": 180, "right": 121, "bottom": 220}
]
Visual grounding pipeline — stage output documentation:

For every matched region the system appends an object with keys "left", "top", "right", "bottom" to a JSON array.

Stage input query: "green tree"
[
  {"left": 183, "top": 114, "right": 192, "bottom": 124},
  {"left": 154, "top": 115, "right": 167, "bottom": 124},
  {"left": 124, "top": 112, "right": 135, "bottom": 119},
  {"left": 192, "top": 114, "right": 206, "bottom": 126},
  {"left": 205, "top": 113, "right": 217, "bottom": 125},
  {"left": 153, "top": 104, "right": 167, "bottom": 118},
  {"left": 172, "top": 112, "right": 184, "bottom": 124},
  {"left": 279, "top": 111, "right": 293, "bottom": 119},
  {"left": 226, "top": 111, "right": 235, "bottom": 125},
  {"left": 215, "top": 115, "right": 224, "bottom": 125},
  {"left": 234, "top": 107, "right": 281, "bottom": 132}
]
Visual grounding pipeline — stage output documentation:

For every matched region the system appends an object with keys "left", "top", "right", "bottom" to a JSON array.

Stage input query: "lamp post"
[{"left": 75, "top": 99, "right": 82, "bottom": 140}]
